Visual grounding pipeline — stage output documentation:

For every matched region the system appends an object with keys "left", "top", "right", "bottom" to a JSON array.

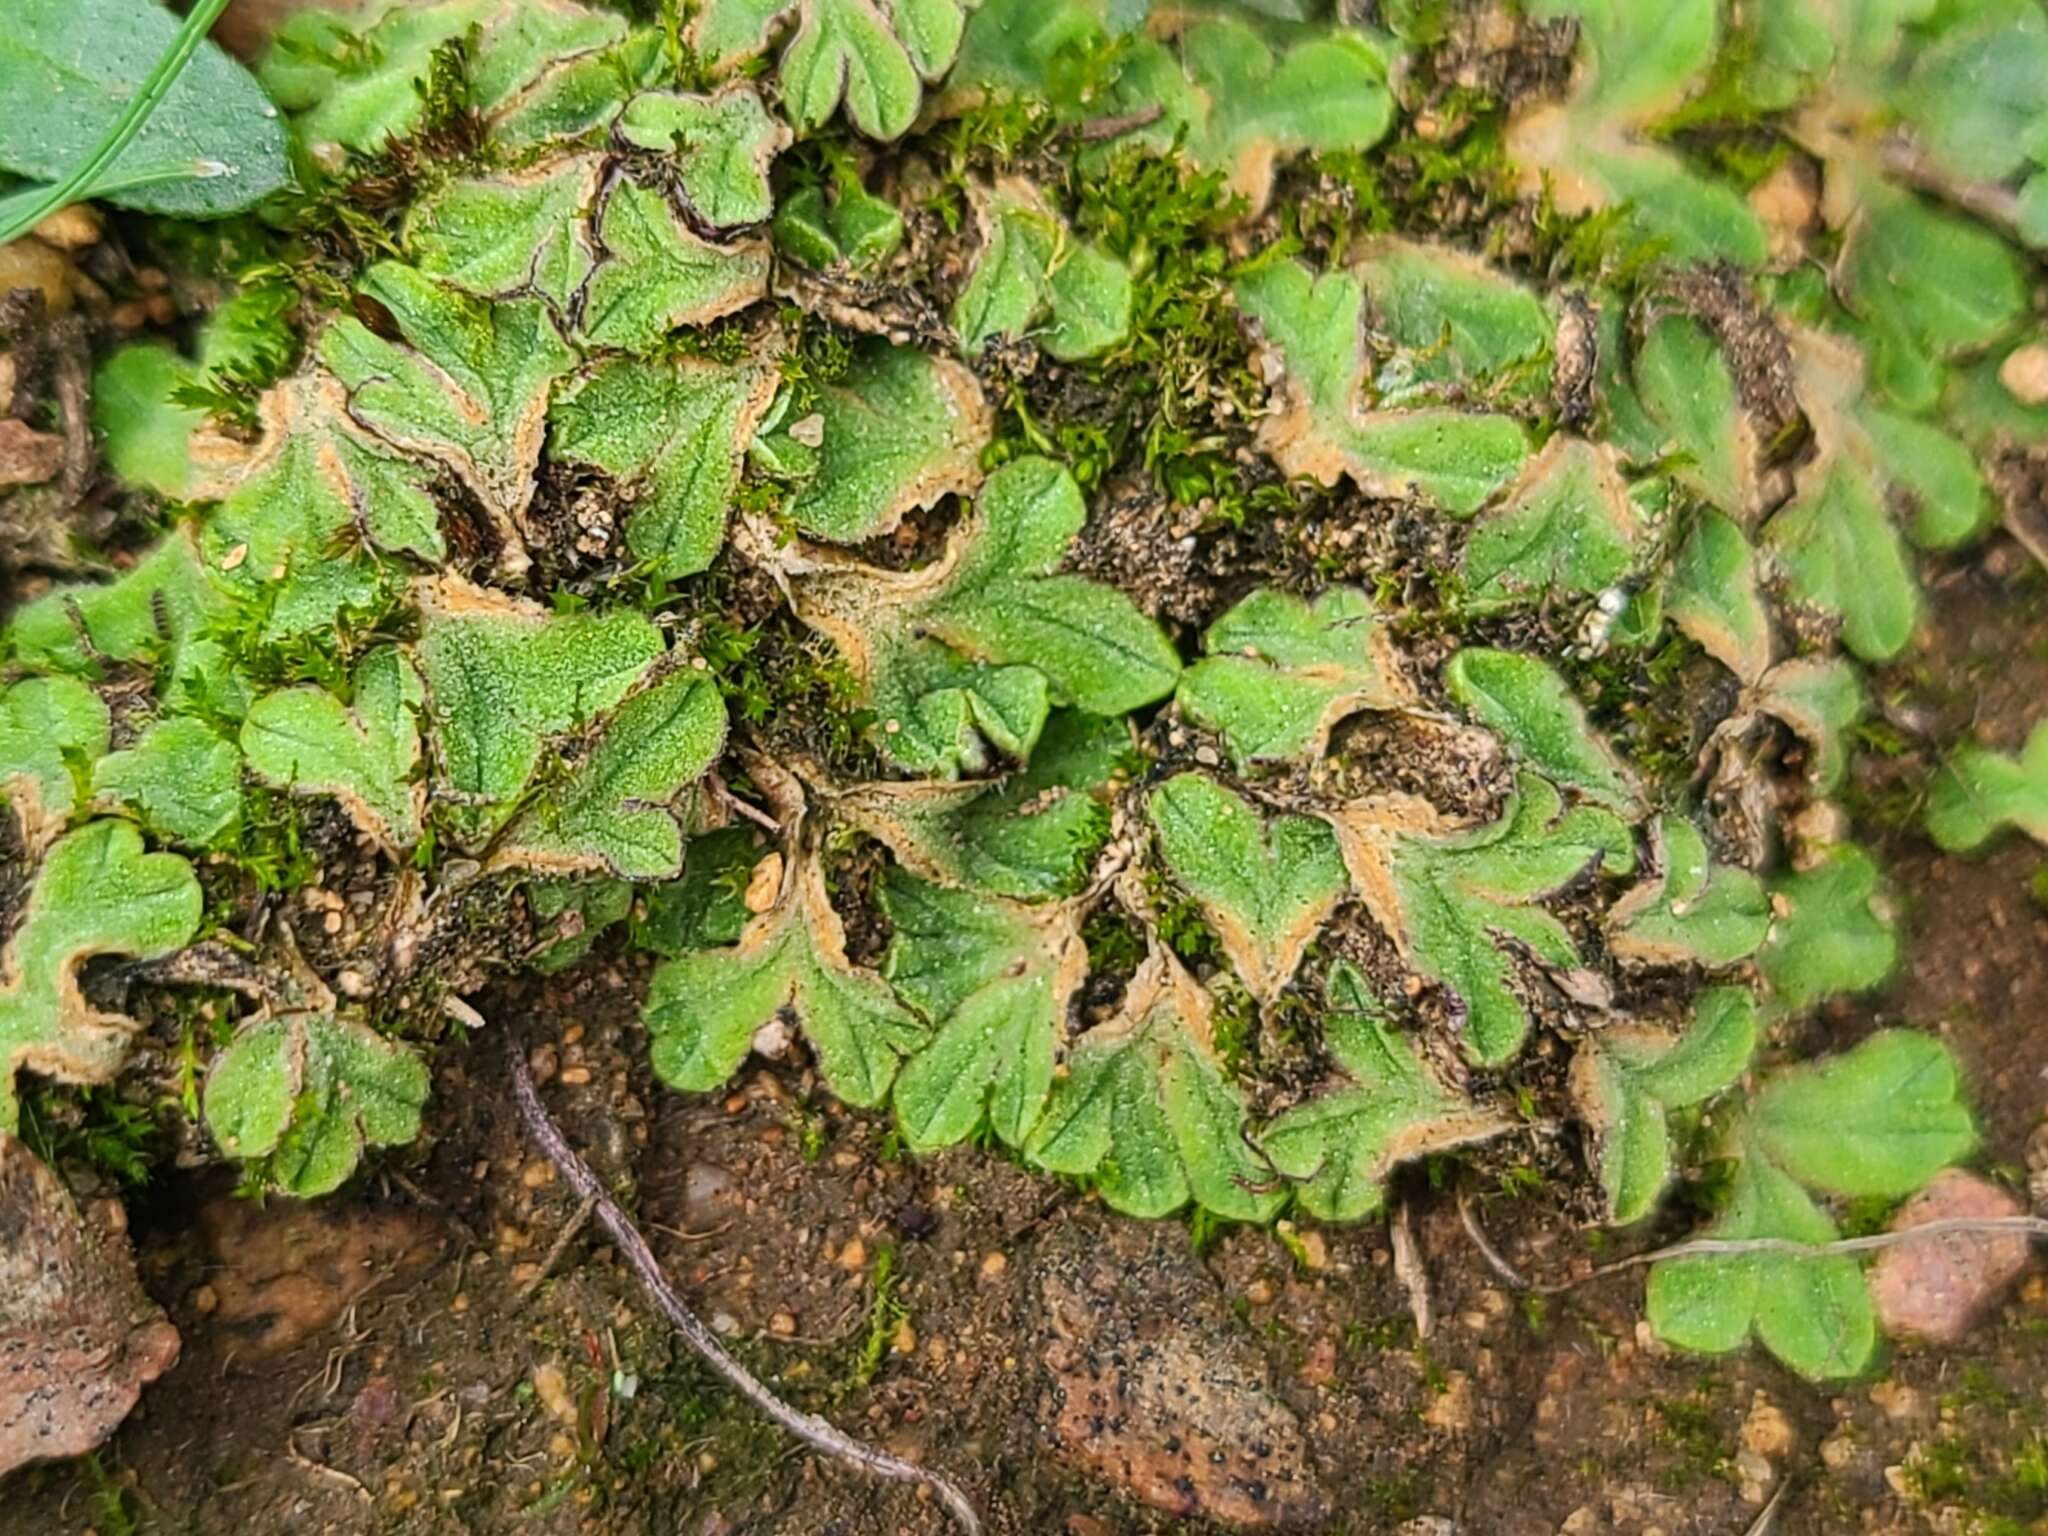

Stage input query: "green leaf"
[
  {"left": 1902, "top": 13, "right": 2048, "bottom": 183},
  {"left": 1900, "top": 13, "right": 2048, "bottom": 182},
  {"left": 1444, "top": 649, "right": 1638, "bottom": 813},
  {"left": 241, "top": 647, "right": 428, "bottom": 851},
  {"left": 690, "top": 0, "right": 967, "bottom": 140},
  {"left": 949, "top": 0, "right": 1124, "bottom": 102},
  {"left": 465, "top": 0, "right": 633, "bottom": 118},
  {"left": 773, "top": 163, "right": 905, "bottom": 270},
  {"left": 615, "top": 85, "right": 790, "bottom": 229},
  {"left": 93, "top": 344, "right": 208, "bottom": 499},
  {"left": 405, "top": 157, "right": 600, "bottom": 307},
  {"left": 1740, "top": 0, "right": 1834, "bottom": 110},
  {"left": 1646, "top": 1152, "right": 1875, "bottom": 1380},
  {"left": 1633, "top": 315, "right": 1755, "bottom": 519},
  {"left": 792, "top": 456, "right": 1179, "bottom": 773},
  {"left": 91, "top": 717, "right": 242, "bottom": 849},
  {"left": 497, "top": 670, "right": 728, "bottom": 879},
  {"left": 1756, "top": 845, "right": 1897, "bottom": 1010},
  {"left": 575, "top": 178, "right": 771, "bottom": 353},
  {"left": 548, "top": 352, "right": 779, "bottom": 580},
  {"left": 1236, "top": 258, "right": 1528, "bottom": 516},
  {"left": 1856, "top": 403, "right": 1996, "bottom": 551},
  {"left": 1752, "top": 1030, "right": 1976, "bottom": 1199},
  {"left": 6, "top": 528, "right": 242, "bottom": 715},
  {"left": 488, "top": 21, "right": 661, "bottom": 150},
  {"left": 2021, "top": 171, "right": 2048, "bottom": 250},
  {"left": 323, "top": 263, "right": 576, "bottom": 570},
  {"left": 1083, "top": 19, "right": 1395, "bottom": 213},
  {"left": 0, "top": 0, "right": 288, "bottom": 217},
  {"left": 1332, "top": 774, "right": 1633, "bottom": 1064},
  {"left": 1530, "top": 0, "right": 1718, "bottom": 123},
  {"left": 633, "top": 826, "right": 763, "bottom": 957},
  {"left": 953, "top": 179, "right": 1132, "bottom": 361},
  {"left": 1570, "top": 987, "right": 1757, "bottom": 1223},
  {"left": 266, "top": 0, "right": 628, "bottom": 157},
  {"left": 203, "top": 1012, "right": 429, "bottom": 1197},
  {"left": 1509, "top": 1, "right": 1766, "bottom": 264},
  {"left": 529, "top": 879, "right": 634, "bottom": 973},
  {"left": 1925, "top": 722, "right": 2048, "bottom": 853},
  {"left": 1608, "top": 815, "right": 1769, "bottom": 968},
  {"left": 1042, "top": 242, "right": 1133, "bottom": 360},
  {"left": 1149, "top": 774, "right": 1347, "bottom": 1004},
  {"left": 413, "top": 577, "right": 663, "bottom": 837},
  {"left": 955, "top": 187, "right": 1056, "bottom": 353},
  {"left": 1837, "top": 184, "right": 2028, "bottom": 410},
  {"left": 1176, "top": 586, "right": 1410, "bottom": 767},
  {"left": 0, "top": 677, "right": 111, "bottom": 852},
  {"left": 1572, "top": 142, "right": 1769, "bottom": 266},
  {"left": 775, "top": 339, "right": 990, "bottom": 544},
  {"left": 1356, "top": 239, "right": 1554, "bottom": 399},
  {"left": 0, "top": 819, "right": 202, "bottom": 1130},
  {"left": 1647, "top": 1024, "right": 1977, "bottom": 1378},
  {"left": 1751, "top": 657, "right": 1864, "bottom": 795},
  {"left": 882, "top": 871, "right": 1085, "bottom": 1150},
  {"left": 833, "top": 710, "right": 1124, "bottom": 900},
  {"left": 196, "top": 372, "right": 443, "bottom": 640},
  {"left": 1460, "top": 438, "right": 1640, "bottom": 611},
  {"left": 1762, "top": 458, "right": 1918, "bottom": 663},
  {"left": 645, "top": 851, "right": 930, "bottom": 1106},
  {"left": 1261, "top": 963, "right": 1510, "bottom": 1222},
  {"left": 1025, "top": 947, "right": 1283, "bottom": 1222},
  {"left": 1667, "top": 510, "right": 1770, "bottom": 684}
]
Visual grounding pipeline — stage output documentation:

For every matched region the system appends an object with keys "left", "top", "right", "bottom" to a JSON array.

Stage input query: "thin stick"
[
  {"left": 1075, "top": 104, "right": 1166, "bottom": 142},
  {"left": 1459, "top": 1196, "right": 2048, "bottom": 1296},
  {"left": 517, "top": 1193, "right": 597, "bottom": 1300},
  {"left": 1455, "top": 1185, "right": 1530, "bottom": 1291},
  {"left": 1743, "top": 1478, "right": 1790, "bottom": 1536},
  {"left": 1390, "top": 1197, "right": 1433, "bottom": 1338},
  {"left": 507, "top": 1043, "right": 982, "bottom": 1536},
  {"left": 1597, "top": 1217, "right": 2048, "bottom": 1271}
]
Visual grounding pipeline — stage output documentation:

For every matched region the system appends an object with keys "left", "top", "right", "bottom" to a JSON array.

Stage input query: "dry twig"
[
  {"left": 1458, "top": 1186, "right": 2048, "bottom": 1296},
  {"left": 1390, "top": 1196, "right": 1433, "bottom": 1338},
  {"left": 517, "top": 1193, "right": 597, "bottom": 1300},
  {"left": 506, "top": 1041, "right": 982, "bottom": 1535},
  {"left": 1743, "top": 1478, "right": 1791, "bottom": 1536}
]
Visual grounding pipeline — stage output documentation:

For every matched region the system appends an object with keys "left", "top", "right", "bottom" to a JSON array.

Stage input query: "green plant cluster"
[{"left": 3, "top": 0, "right": 2045, "bottom": 1382}]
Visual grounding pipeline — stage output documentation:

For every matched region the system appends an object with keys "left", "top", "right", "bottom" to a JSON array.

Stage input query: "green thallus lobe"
[{"left": 10, "top": 0, "right": 2033, "bottom": 1382}]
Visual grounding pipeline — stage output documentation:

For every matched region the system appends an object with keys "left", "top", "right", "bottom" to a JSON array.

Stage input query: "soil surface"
[{"left": 3, "top": 541, "right": 2042, "bottom": 1536}]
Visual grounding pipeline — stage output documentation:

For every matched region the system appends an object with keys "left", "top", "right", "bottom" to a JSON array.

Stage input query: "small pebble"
[
  {"left": 1999, "top": 342, "right": 2048, "bottom": 407},
  {"left": 1869, "top": 1169, "right": 2033, "bottom": 1343},
  {"left": 33, "top": 205, "right": 101, "bottom": 250}
]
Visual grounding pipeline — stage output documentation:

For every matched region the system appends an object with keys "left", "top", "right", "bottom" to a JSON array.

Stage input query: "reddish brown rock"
[
  {"left": 1869, "top": 1169, "right": 2034, "bottom": 1344},
  {"left": 201, "top": 1193, "right": 442, "bottom": 1359},
  {"left": 0, "top": 1133, "right": 180, "bottom": 1478},
  {"left": 1039, "top": 1222, "right": 1322, "bottom": 1529}
]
